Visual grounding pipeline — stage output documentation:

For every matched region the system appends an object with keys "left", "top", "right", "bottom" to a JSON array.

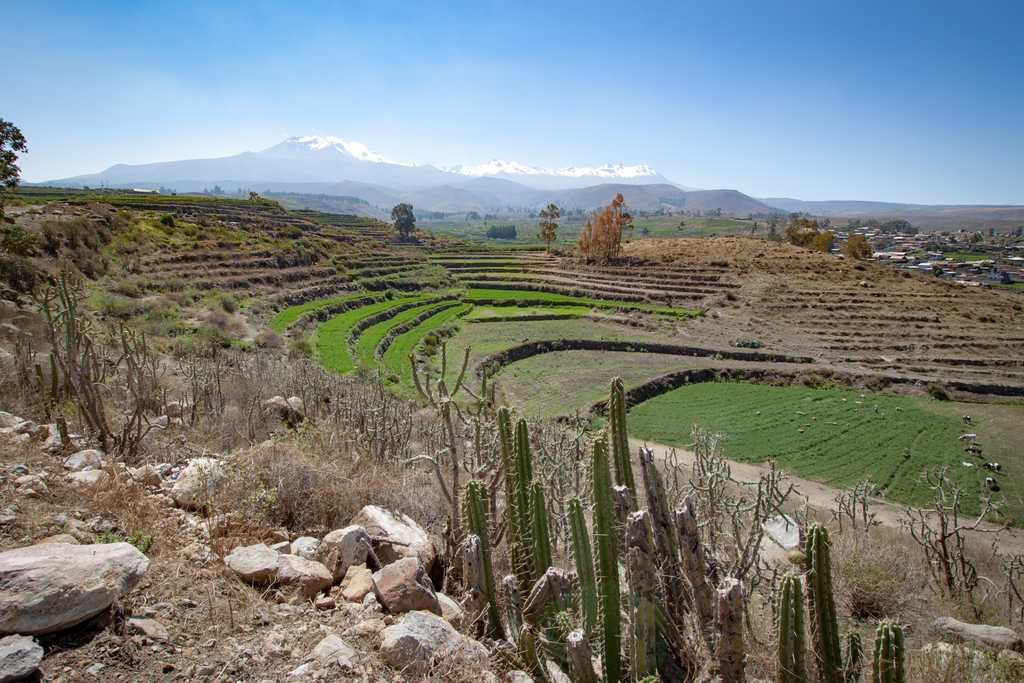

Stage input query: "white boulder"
[{"left": 169, "top": 458, "right": 226, "bottom": 509}]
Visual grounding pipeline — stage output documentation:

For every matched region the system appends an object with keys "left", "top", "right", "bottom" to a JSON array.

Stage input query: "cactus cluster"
[
  {"left": 461, "top": 379, "right": 910, "bottom": 682},
  {"left": 776, "top": 526, "right": 903, "bottom": 683}
]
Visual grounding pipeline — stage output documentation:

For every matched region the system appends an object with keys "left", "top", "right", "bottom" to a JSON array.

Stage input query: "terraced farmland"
[{"left": 627, "top": 381, "right": 1023, "bottom": 520}]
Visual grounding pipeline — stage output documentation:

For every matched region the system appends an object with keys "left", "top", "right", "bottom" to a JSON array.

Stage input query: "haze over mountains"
[{"left": 44, "top": 135, "right": 1024, "bottom": 227}]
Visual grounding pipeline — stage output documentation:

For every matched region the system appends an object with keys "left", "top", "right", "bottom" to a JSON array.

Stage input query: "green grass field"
[{"left": 627, "top": 381, "right": 1023, "bottom": 519}]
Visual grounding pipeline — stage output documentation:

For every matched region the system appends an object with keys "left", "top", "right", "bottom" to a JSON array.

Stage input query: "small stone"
[
  {"left": 350, "top": 505, "right": 436, "bottom": 571},
  {"left": 379, "top": 610, "right": 489, "bottom": 676},
  {"left": 0, "top": 634, "right": 43, "bottom": 682},
  {"left": 316, "top": 525, "right": 371, "bottom": 582},
  {"left": 314, "top": 596, "right": 335, "bottom": 611},
  {"left": 340, "top": 564, "right": 373, "bottom": 603},
  {"left": 436, "top": 592, "right": 464, "bottom": 628},
  {"left": 290, "top": 536, "right": 319, "bottom": 560},
  {"left": 38, "top": 533, "right": 80, "bottom": 545},
  {"left": 169, "top": 458, "right": 225, "bottom": 510},
  {"left": 85, "top": 662, "right": 106, "bottom": 676},
  {"left": 63, "top": 449, "right": 105, "bottom": 472},
  {"left": 67, "top": 469, "right": 110, "bottom": 489},
  {"left": 270, "top": 541, "right": 291, "bottom": 554},
  {"left": 275, "top": 555, "right": 332, "bottom": 600},
  {"left": 311, "top": 633, "right": 355, "bottom": 669},
  {"left": 127, "top": 617, "right": 170, "bottom": 641},
  {"left": 128, "top": 464, "right": 162, "bottom": 487}
]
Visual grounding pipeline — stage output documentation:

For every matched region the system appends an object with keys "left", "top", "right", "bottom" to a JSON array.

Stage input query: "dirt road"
[{"left": 629, "top": 436, "right": 1024, "bottom": 556}]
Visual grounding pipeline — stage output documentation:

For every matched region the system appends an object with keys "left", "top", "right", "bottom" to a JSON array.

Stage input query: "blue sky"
[{"left": 6, "top": 0, "right": 1023, "bottom": 203}]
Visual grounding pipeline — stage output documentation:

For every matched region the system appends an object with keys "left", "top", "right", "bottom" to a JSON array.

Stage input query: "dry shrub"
[
  {"left": 214, "top": 432, "right": 441, "bottom": 540},
  {"left": 255, "top": 329, "right": 284, "bottom": 349},
  {"left": 832, "top": 526, "right": 925, "bottom": 621}
]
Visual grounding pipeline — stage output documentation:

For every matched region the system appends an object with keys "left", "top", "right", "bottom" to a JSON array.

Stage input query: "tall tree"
[
  {"left": 537, "top": 202, "right": 561, "bottom": 250},
  {"left": 577, "top": 193, "right": 632, "bottom": 264},
  {"left": 0, "top": 119, "right": 28, "bottom": 221},
  {"left": 391, "top": 202, "right": 416, "bottom": 241}
]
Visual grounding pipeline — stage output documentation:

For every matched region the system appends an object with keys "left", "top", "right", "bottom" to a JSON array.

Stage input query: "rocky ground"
[{"left": 0, "top": 402, "right": 525, "bottom": 682}]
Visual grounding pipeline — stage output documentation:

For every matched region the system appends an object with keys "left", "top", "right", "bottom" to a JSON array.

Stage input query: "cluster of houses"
[{"left": 834, "top": 228, "right": 1024, "bottom": 289}]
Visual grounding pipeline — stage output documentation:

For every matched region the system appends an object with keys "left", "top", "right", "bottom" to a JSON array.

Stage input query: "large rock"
[
  {"left": 170, "top": 458, "right": 226, "bottom": 509},
  {"left": 932, "top": 616, "right": 1024, "bottom": 652},
  {"left": 276, "top": 555, "right": 332, "bottom": 600},
  {"left": 436, "top": 592, "right": 464, "bottom": 628},
  {"left": 0, "top": 634, "right": 43, "bottom": 682},
  {"left": 379, "top": 610, "right": 489, "bottom": 676},
  {"left": 62, "top": 449, "right": 105, "bottom": 472},
  {"left": 316, "top": 525, "right": 371, "bottom": 582},
  {"left": 371, "top": 557, "right": 440, "bottom": 615},
  {"left": 224, "top": 544, "right": 280, "bottom": 584},
  {"left": 0, "top": 542, "right": 149, "bottom": 635},
  {"left": 350, "top": 505, "right": 436, "bottom": 570}
]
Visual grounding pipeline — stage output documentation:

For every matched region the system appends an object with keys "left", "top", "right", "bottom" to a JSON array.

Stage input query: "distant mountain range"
[{"left": 42, "top": 135, "right": 1024, "bottom": 227}]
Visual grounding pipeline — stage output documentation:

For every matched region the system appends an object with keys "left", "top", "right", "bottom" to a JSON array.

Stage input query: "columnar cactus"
[
  {"left": 777, "top": 573, "right": 807, "bottom": 683},
  {"left": 805, "top": 525, "right": 843, "bottom": 683},
  {"left": 531, "top": 481, "right": 553, "bottom": 577},
  {"left": 592, "top": 438, "right": 622, "bottom": 683},
  {"left": 844, "top": 632, "right": 863, "bottom": 683},
  {"left": 513, "top": 418, "right": 535, "bottom": 589},
  {"left": 463, "top": 480, "right": 504, "bottom": 639},
  {"left": 716, "top": 578, "right": 746, "bottom": 683},
  {"left": 608, "top": 377, "right": 637, "bottom": 496},
  {"left": 568, "top": 498, "right": 598, "bottom": 636},
  {"left": 872, "top": 621, "right": 905, "bottom": 683},
  {"left": 625, "top": 510, "right": 659, "bottom": 679}
]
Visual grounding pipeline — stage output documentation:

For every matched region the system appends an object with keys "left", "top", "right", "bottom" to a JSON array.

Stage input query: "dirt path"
[{"left": 629, "top": 436, "right": 1024, "bottom": 556}]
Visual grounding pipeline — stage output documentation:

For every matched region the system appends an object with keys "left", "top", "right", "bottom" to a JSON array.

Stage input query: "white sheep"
[{"left": 958, "top": 433, "right": 977, "bottom": 441}]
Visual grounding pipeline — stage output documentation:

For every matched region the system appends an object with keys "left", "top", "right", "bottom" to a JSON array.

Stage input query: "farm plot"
[
  {"left": 381, "top": 303, "right": 472, "bottom": 391},
  {"left": 627, "top": 381, "right": 1024, "bottom": 518},
  {"left": 352, "top": 300, "right": 458, "bottom": 370},
  {"left": 314, "top": 295, "right": 428, "bottom": 373},
  {"left": 270, "top": 292, "right": 370, "bottom": 332}
]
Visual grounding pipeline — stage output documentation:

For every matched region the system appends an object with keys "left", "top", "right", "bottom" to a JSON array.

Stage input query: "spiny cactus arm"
[
  {"left": 778, "top": 574, "right": 795, "bottom": 683},
  {"left": 569, "top": 498, "right": 598, "bottom": 636},
  {"left": 503, "top": 574, "right": 524, "bottom": 642},
  {"left": 463, "top": 480, "right": 505, "bottom": 639},
  {"left": 843, "top": 632, "right": 863, "bottom": 683},
  {"left": 626, "top": 510, "right": 659, "bottom": 680},
  {"left": 609, "top": 377, "right": 637, "bottom": 494},
  {"left": 792, "top": 573, "right": 807, "bottom": 683},
  {"left": 716, "top": 578, "right": 746, "bottom": 683},
  {"left": 513, "top": 418, "right": 535, "bottom": 588},
  {"left": 531, "top": 481, "right": 553, "bottom": 577},
  {"left": 806, "top": 526, "right": 843, "bottom": 683},
  {"left": 639, "top": 447, "right": 689, "bottom": 634},
  {"left": 450, "top": 345, "right": 472, "bottom": 399},
  {"left": 592, "top": 438, "right": 622, "bottom": 683},
  {"left": 567, "top": 629, "right": 599, "bottom": 683},
  {"left": 675, "top": 500, "right": 715, "bottom": 639}
]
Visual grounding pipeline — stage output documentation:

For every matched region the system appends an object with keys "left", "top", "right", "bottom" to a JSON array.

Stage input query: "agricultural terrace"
[
  {"left": 627, "top": 381, "right": 1024, "bottom": 521},
  {"left": 19, "top": 193, "right": 1021, "bottom": 524}
]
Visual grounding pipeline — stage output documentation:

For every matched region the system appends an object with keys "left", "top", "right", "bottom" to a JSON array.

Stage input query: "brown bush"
[
  {"left": 832, "top": 527, "right": 925, "bottom": 621},
  {"left": 214, "top": 433, "right": 441, "bottom": 539},
  {"left": 255, "top": 329, "right": 284, "bottom": 349}
]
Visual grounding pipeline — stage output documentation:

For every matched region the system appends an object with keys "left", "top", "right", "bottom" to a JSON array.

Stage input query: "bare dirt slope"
[{"left": 624, "top": 237, "right": 1024, "bottom": 395}]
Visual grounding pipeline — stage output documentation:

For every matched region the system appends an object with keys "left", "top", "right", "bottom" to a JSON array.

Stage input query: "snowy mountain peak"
[
  {"left": 281, "top": 135, "right": 417, "bottom": 167},
  {"left": 443, "top": 159, "right": 660, "bottom": 180}
]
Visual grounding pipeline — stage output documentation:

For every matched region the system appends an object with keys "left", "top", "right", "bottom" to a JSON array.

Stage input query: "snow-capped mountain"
[
  {"left": 45, "top": 134, "right": 711, "bottom": 208},
  {"left": 266, "top": 135, "right": 418, "bottom": 167},
  {"left": 444, "top": 160, "right": 659, "bottom": 180}
]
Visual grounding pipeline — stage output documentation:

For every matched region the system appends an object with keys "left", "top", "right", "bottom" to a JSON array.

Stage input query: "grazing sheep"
[
  {"left": 985, "top": 476, "right": 1000, "bottom": 492},
  {"left": 958, "top": 433, "right": 977, "bottom": 441},
  {"left": 963, "top": 415, "right": 973, "bottom": 424},
  {"left": 964, "top": 445, "right": 983, "bottom": 455},
  {"left": 961, "top": 461, "right": 974, "bottom": 468},
  {"left": 983, "top": 462, "right": 1002, "bottom": 472}
]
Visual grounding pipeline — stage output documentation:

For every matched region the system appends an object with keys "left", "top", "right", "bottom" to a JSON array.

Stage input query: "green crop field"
[
  {"left": 352, "top": 300, "right": 454, "bottom": 370},
  {"left": 627, "top": 381, "right": 1024, "bottom": 519},
  {"left": 314, "top": 296, "right": 426, "bottom": 373},
  {"left": 381, "top": 303, "right": 471, "bottom": 391},
  {"left": 464, "top": 287, "right": 695, "bottom": 317},
  {"left": 464, "top": 304, "right": 588, "bottom": 320},
  {"left": 270, "top": 292, "right": 369, "bottom": 332}
]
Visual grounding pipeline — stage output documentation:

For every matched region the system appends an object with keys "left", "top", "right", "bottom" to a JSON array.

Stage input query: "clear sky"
[{"left": 6, "top": 0, "right": 1023, "bottom": 204}]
